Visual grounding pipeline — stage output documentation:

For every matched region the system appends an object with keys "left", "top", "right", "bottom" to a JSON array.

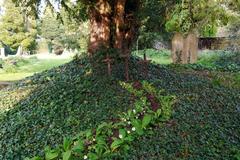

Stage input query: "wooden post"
[{"left": 102, "top": 54, "right": 114, "bottom": 76}]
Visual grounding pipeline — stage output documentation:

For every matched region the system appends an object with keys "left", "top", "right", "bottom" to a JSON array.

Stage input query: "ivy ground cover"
[{"left": 0, "top": 55, "right": 239, "bottom": 159}]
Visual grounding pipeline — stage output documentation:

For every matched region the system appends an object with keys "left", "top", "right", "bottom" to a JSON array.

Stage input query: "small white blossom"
[
  {"left": 127, "top": 121, "right": 131, "bottom": 125},
  {"left": 84, "top": 155, "right": 88, "bottom": 159},
  {"left": 133, "top": 109, "right": 136, "bottom": 113},
  {"left": 132, "top": 127, "right": 136, "bottom": 131},
  {"left": 123, "top": 118, "right": 127, "bottom": 122},
  {"left": 93, "top": 138, "right": 96, "bottom": 142},
  {"left": 119, "top": 134, "right": 123, "bottom": 139},
  {"left": 127, "top": 130, "right": 131, "bottom": 134}
]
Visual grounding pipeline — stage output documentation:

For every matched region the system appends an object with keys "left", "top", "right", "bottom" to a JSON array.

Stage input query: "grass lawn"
[
  {"left": 0, "top": 56, "right": 71, "bottom": 81},
  {"left": 134, "top": 49, "right": 172, "bottom": 65},
  {"left": 136, "top": 49, "right": 240, "bottom": 89},
  {"left": 0, "top": 73, "right": 33, "bottom": 81},
  {"left": 0, "top": 52, "right": 239, "bottom": 159}
]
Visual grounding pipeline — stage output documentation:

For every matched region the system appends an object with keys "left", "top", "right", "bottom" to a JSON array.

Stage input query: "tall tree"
[
  {"left": 0, "top": 0, "right": 37, "bottom": 53},
  {"left": 40, "top": 6, "right": 65, "bottom": 53},
  {"left": 13, "top": 0, "right": 140, "bottom": 56},
  {"left": 40, "top": 6, "right": 89, "bottom": 53},
  {"left": 165, "top": 0, "right": 229, "bottom": 36}
]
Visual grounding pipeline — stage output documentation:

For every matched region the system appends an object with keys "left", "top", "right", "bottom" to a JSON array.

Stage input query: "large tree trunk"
[
  {"left": 88, "top": 0, "right": 111, "bottom": 55},
  {"left": 88, "top": 0, "right": 139, "bottom": 56},
  {"left": 114, "top": 0, "right": 126, "bottom": 52}
]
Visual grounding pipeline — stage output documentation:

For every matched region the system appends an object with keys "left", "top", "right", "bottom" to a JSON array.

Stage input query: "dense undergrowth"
[
  {"left": 173, "top": 51, "right": 240, "bottom": 72},
  {"left": 0, "top": 54, "right": 240, "bottom": 159}
]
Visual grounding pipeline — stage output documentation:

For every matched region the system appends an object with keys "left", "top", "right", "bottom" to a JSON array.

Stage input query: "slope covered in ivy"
[
  {"left": 0, "top": 56, "right": 240, "bottom": 159},
  {"left": 0, "top": 58, "right": 132, "bottom": 159},
  {"left": 127, "top": 64, "right": 240, "bottom": 159}
]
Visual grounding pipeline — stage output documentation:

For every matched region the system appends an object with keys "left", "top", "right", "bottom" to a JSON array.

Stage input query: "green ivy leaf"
[
  {"left": 72, "top": 139, "right": 84, "bottom": 153},
  {"left": 119, "top": 129, "right": 126, "bottom": 138},
  {"left": 110, "top": 139, "right": 123, "bottom": 151},
  {"left": 88, "top": 152, "right": 98, "bottom": 160},
  {"left": 132, "top": 119, "right": 144, "bottom": 135},
  {"left": 63, "top": 137, "right": 72, "bottom": 151},
  {"left": 142, "top": 114, "right": 152, "bottom": 128},
  {"left": 96, "top": 136, "right": 107, "bottom": 146},
  {"left": 24, "top": 157, "right": 43, "bottom": 160},
  {"left": 62, "top": 150, "right": 71, "bottom": 160},
  {"left": 85, "top": 129, "right": 92, "bottom": 139},
  {"left": 45, "top": 149, "right": 60, "bottom": 160}
]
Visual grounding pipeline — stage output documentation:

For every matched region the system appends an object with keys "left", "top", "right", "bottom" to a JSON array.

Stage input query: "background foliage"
[{"left": 0, "top": 0, "right": 37, "bottom": 53}]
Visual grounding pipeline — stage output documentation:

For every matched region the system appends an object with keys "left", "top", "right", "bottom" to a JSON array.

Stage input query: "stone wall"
[{"left": 199, "top": 37, "right": 240, "bottom": 51}]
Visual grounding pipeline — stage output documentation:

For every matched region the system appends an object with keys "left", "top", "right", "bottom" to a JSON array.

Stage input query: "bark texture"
[
  {"left": 88, "top": 0, "right": 111, "bottom": 55},
  {"left": 88, "top": 0, "right": 139, "bottom": 56}
]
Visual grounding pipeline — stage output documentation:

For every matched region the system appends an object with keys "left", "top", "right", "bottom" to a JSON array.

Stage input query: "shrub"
[{"left": 1, "top": 56, "right": 38, "bottom": 73}]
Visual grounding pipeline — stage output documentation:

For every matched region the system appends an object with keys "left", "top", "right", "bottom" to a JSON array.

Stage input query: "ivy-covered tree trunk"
[{"left": 88, "top": 0, "right": 139, "bottom": 56}]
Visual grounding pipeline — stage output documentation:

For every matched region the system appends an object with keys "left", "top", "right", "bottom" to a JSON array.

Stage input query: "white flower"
[
  {"left": 127, "top": 130, "right": 131, "bottom": 134},
  {"left": 133, "top": 109, "right": 136, "bottom": 113},
  {"left": 93, "top": 138, "right": 96, "bottom": 142},
  {"left": 119, "top": 134, "right": 123, "bottom": 139},
  {"left": 123, "top": 118, "right": 127, "bottom": 122},
  {"left": 132, "top": 127, "right": 136, "bottom": 131},
  {"left": 84, "top": 155, "right": 88, "bottom": 159},
  {"left": 127, "top": 121, "right": 131, "bottom": 125}
]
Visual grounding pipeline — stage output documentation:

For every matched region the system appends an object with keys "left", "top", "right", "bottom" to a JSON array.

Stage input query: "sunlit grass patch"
[
  {"left": 0, "top": 56, "right": 71, "bottom": 81},
  {"left": 133, "top": 49, "right": 172, "bottom": 65}
]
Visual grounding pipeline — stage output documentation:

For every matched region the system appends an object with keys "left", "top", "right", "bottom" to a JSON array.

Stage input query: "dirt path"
[{"left": 0, "top": 81, "right": 12, "bottom": 90}]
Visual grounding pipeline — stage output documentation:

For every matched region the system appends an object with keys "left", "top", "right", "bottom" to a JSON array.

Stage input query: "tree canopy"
[
  {"left": 40, "top": 6, "right": 89, "bottom": 52},
  {"left": 165, "top": 0, "right": 229, "bottom": 36},
  {"left": 11, "top": 0, "right": 239, "bottom": 54},
  {"left": 0, "top": 0, "right": 37, "bottom": 53}
]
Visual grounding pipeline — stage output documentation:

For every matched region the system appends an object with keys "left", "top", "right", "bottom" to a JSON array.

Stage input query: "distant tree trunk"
[{"left": 88, "top": 0, "right": 140, "bottom": 56}]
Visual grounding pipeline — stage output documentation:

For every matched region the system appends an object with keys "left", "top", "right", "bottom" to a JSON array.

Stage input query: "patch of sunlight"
[{"left": 0, "top": 73, "right": 33, "bottom": 81}]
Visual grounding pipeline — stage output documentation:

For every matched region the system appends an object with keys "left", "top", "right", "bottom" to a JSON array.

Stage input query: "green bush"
[
  {"left": 171, "top": 51, "right": 240, "bottom": 72},
  {"left": 1, "top": 56, "right": 38, "bottom": 73}
]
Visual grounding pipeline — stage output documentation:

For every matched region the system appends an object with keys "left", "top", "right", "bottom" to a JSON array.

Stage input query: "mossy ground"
[{"left": 0, "top": 52, "right": 239, "bottom": 159}]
